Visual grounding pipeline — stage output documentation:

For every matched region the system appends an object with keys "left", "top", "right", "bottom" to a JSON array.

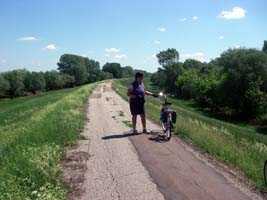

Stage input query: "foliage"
[
  {"left": 102, "top": 62, "right": 122, "bottom": 78},
  {"left": 3, "top": 69, "right": 27, "bottom": 97},
  {"left": 0, "top": 53, "right": 118, "bottom": 98},
  {"left": 152, "top": 43, "right": 267, "bottom": 120},
  {"left": 122, "top": 66, "right": 134, "bottom": 77},
  {"left": 57, "top": 54, "right": 88, "bottom": 85},
  {"left": 216, "top": 48, "right": 267, "bottom": 118},
  {"left": 0, "top": 74, "right": 10, "bottom": 97},
  {"left": 24, "top": 72, "right": 46, "bottom": 94},
  {"left": 0, "top": 83, "right": 96, "bottom": 200},
  {"left": 113, "top": 79, "right": 267, "bottom": 190},
  {"left": 156, "top": 48, "right": 179, "bottom": 66},
  {"left": 263, "top": 40, "right": 267, "bottom": 53}
]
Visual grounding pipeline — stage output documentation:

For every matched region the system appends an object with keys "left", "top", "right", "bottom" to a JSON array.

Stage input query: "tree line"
[
  {"left": 0, "top": 54, "right": 138, "bottom": 98},
  {"left": 151, "top": 41, "right": 267, "bottom": 121}
]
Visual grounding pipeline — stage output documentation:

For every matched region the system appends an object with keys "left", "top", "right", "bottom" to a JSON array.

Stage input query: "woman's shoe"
[{"left": 143, "top": 129, "right": 149, "bottom": 134}]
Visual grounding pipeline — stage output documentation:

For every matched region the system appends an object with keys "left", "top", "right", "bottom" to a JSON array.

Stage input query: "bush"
[
  {"left": 4, "top": 69, "right": 27, "bottom": 97},
  {"left": 0, "top": 74, "right": 10, "bottom": 97},
  {"left": 24, "top": 72, "right": 46, "bottom": 94}
]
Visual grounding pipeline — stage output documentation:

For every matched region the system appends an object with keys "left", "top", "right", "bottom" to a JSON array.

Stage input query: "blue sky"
[{"left": 0, "top": 0, "right": 266, "bottom": 72}]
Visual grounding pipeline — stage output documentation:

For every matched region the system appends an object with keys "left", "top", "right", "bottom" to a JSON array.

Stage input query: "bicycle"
[{"left": 153, "top": 92, "right": 176, "bottom": 141}]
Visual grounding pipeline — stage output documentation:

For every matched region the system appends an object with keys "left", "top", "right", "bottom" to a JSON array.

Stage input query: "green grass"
[
  {"left": 113, "top": 78, "right": 267, "bottom": 190},
  {"left": 0, "top": 84, "right": 96, "bottom": 200}
]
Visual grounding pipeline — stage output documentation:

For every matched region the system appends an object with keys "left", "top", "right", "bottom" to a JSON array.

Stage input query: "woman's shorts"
[{"left": 129, "top": 98, "right": 145, "bottom": 115}]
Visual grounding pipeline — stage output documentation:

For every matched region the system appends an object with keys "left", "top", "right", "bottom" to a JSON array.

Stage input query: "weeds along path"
[{"left": 66, "top": 82, "right": 262, "bottom": 200}]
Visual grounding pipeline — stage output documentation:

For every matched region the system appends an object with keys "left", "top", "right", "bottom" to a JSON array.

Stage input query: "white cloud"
[
  {"left": 179, "top": 18, "right": 187, "bottom": 22},
  {"left": 157, "top": 27, "right": 166, "bottom": 32},
  {"left": 153, "top": 40, "right": 160, "bottom": 45},
  {"left": 105, "top": 47, "right": 127, "bottom": 60},
  {"left": 192, "top": 16, "right": 198, "bottom": 21},
  {"left": 181, "top": 52, "right": 207, "bottom": 62},
  {"left": 151, "top": 54, "right": 157, "bottom": 59},
  {"left": 105, "top": 48, "right": 120, "bottom": 53},
  {"left": 44, "top": 44, "right": 57, "bottom": 51},
  {"left": 219, "top": 35, "right": 224, "bottom": 40},
  {"left": 17, "top": 36, "right": 38, "bottom": 41},
  {"left": 218, "top": 6, "right": 246, "bottom": 20},
  {"left": 1, "top": 59, "right": 6, "bottom": 64},
  {"left": 114, "top": 54, "right": 127, "bottom": 59}
]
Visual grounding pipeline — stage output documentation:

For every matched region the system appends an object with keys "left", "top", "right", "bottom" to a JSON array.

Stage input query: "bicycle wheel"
[
  {"left": 264, "top": 160, "right": 267, "bottom": 185},
  {"left": 165, "top": 122, "right": 171, "bottom": 141}
]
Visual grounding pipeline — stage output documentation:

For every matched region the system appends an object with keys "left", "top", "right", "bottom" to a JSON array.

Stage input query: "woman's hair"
[{"left": 135, "top": 72, "right": 144, "bottom": 80}]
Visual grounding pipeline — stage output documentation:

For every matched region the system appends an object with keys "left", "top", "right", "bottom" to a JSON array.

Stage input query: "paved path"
[{"left": 65, "top": 82, "right": 262, "bottom": 200}]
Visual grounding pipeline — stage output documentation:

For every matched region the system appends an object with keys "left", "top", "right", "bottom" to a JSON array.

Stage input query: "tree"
[
  {"left": 217, "top": 48, "right": 267, "bottom": 118},
  {"left": 24, "top": 72, "right": 46, "bottom": 94},
  {"left": 263, "top": 40, "right": 267, "bottom": 53},
  {"left": 61, "top": 74, "right": 75, "bottom": 88},
  {"left": 0, "top": 74, "right": 10, "bottom": 97},
  {"left": 183, "top": 59, "right": 204, "bottom": 70},
  {"left": 176, "top": 69, "right": 199, "bottom": 99},
  {"left": 44, "top": 71, "right": 65, "bottom": 90},
  {"left": 57, "top": 54, "right": 88, "bottom": 85},
  {"left": 85, "top": 59, "right": 101, "bottom": 83},
  {"left": 99, "top": 71, "right": 113, "bottom": 80},
  {"left": 156, "top": 48, "right": 179, "bottom": 66},
  {"left": 122, "top": 66, "right": 134, "bottom": 77},
  {"left": 4, "top": 69, "right": 27, "bottom": 97},
  {"left": 102, "top": 62, "right": 122, "bottom": 78}
]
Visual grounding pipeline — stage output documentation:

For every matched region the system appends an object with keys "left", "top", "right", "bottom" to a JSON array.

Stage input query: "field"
[
  {"left": 0, "top": 83, "right": 96, "bottom": 200},
  {"left": 113, "top": 78, "right": 267, "bottom": 190}
]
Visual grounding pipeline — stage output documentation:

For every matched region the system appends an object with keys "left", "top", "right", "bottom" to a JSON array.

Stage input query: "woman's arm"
[
  {"left": 127, "top": 86, "right": 136, "bottom": 98},
  {"left": 145, "top": 90, "right": 153, "bottom": 96}
]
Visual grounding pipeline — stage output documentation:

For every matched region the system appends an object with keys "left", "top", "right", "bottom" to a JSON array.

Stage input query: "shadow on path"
[{"left": 102, "top": 131, "right": 140, "bottom": 140}]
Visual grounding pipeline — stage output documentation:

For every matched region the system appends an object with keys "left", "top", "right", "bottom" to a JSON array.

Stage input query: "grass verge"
[
  {"left": 113, "top": 78, "right": 267, "bottom": 190},
  {"left": 0, "top": 83, "right": 96, "bottom": 200}
]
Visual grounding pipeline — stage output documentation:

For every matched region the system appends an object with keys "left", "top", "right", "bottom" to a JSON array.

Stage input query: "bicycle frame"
[{"left": 159, "top": 92, "right": 173, "bottom": 140}]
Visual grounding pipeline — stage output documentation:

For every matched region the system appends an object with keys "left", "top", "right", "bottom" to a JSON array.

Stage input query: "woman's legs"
[
  {"left": 132, "top": 115, "right": 137, "bottom": 132},
  {"left": 140, "top": 114, "right": 147, "bottom": 132}
]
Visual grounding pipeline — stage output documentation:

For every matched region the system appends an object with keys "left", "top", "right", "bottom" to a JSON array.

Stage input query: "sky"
[{"left": 0, "top": 0, "right": 266, "bottom": 73}]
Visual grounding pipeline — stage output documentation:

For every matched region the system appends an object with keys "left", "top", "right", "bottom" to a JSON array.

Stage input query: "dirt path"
[{"left": 64, "top": 82, "right": 262, "bottom": 200}]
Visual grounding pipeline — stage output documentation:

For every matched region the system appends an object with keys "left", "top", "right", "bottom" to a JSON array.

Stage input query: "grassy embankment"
[
  {"left": 113, "top": 78, "right": 267, "bottom": 190},
  {"left": 0, "top": 83, "right": 96, "bottom": 200}
]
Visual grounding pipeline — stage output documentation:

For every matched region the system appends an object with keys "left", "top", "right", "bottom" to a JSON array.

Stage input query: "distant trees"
[
  {"left": 0, "top": 53, "right": 142, "bottom": 98},
  {"left": 151, "top": 49, "right": 182, "bottom": 94},
  {"left": 58, "top": 54, "right": 89, "bottom": 85},
  {"left": 4, "top": 69, "right": 27, "bottom": 97},
  {"left": 151, "top": 41, "right": 267, "bottom": 120},
  {"left": 122, "top": 66, "right": 134, "bottom": 78},
  {"left": 0, "top": 74, "right": 10, "bottom": 97},
  {"left": 156, "top": 48, "right": 179, "bottom": 66},
  {"left": 24, "top": 72, "right": 46, "bottom": 94},
  {"left": 263, "top": 40, "right": 267, "bottom": 53},
  {"left": 102, "top": 62, "right": 122, "bottom": 78}
]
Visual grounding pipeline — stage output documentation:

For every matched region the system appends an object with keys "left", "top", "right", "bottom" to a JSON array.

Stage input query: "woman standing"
[{"left": 127, "top": 72, "right": 154, "bottom": 134}]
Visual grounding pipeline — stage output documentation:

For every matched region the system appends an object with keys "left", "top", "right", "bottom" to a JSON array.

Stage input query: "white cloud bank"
[
  {"left": 157, "top": 27, "right": 166, "bottom": 32},
  {"left": 105, "top": 48, "right": 127, "bottom": 60},
  {"left": 179, "top": 18, "right": 187, "bottom": 22},
  {"left": 180, "top": 52, "right": 207, "bottom": 62},
  {"left": 105, "top": 48, "right": 120, "bottom": 54},
  {"left": 17, "top": 36, "right": 38, "bottom": 41},
  {"left": 218, "top": 6, "right": 246, "bottom": 20},
  {"left": 192, "top": 16, "right": 198, "bottom": 21},
  {"left": 219, "top": 35, "right": 224, "bottom": 40},
  {"left": 153, "top": 40, "right": 161, "bottom": 45},
  {"left": 44, "top": 44, "right": 57, "bottom": 51}
]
